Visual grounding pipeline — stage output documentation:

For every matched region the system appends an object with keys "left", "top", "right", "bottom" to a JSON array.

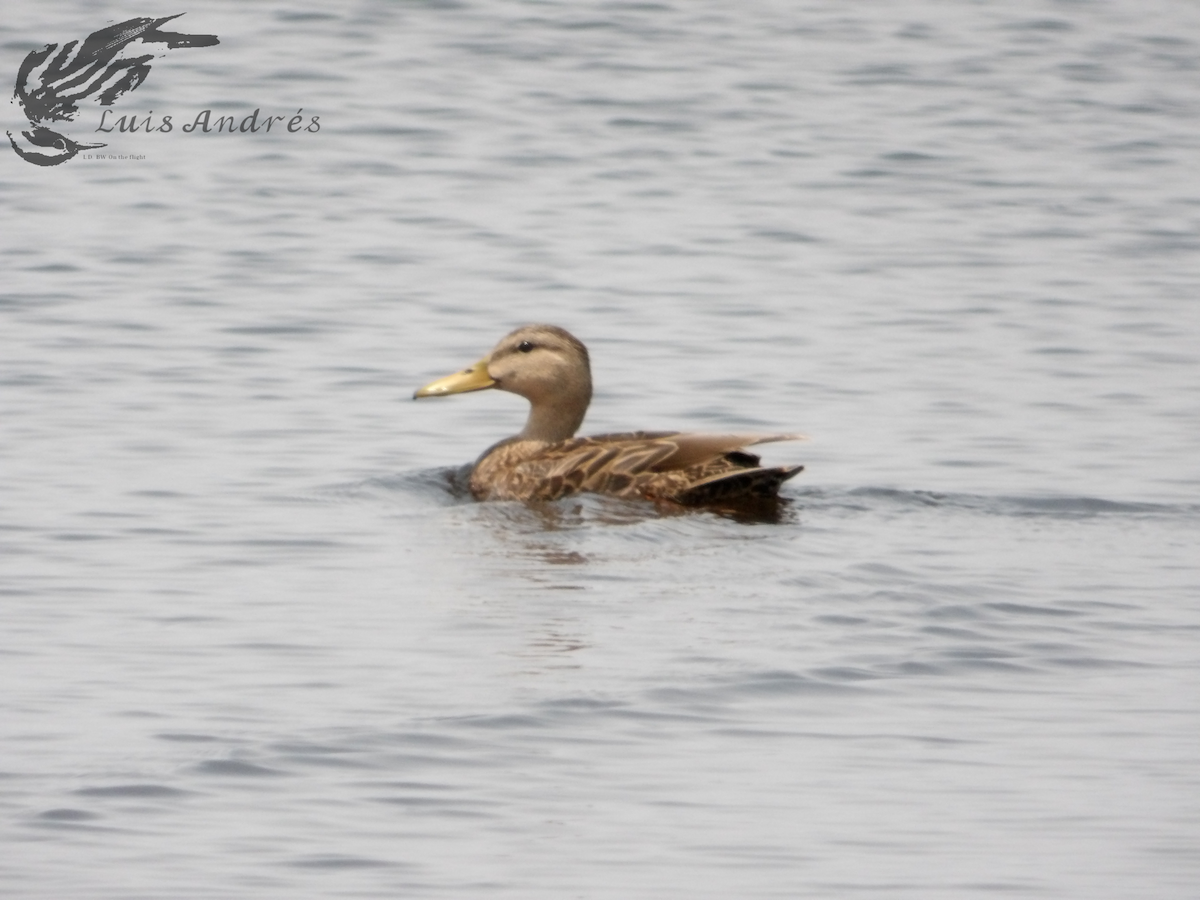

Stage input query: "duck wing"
[{"left": 506, "top": 432, "right": 804, "bottom": 501}]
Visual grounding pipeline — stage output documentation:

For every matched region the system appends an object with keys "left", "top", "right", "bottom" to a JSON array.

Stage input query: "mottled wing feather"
[
  {"left": 471, "top": 432, "right": 804, "bottom": 503},
  {"left": 516, "top": 437, "right": 679, "bottom": 499},
  {"left": 651, "top": 433, "right": 803, "bottom": 471}
]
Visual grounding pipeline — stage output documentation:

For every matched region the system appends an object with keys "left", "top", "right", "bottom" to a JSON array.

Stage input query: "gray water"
[{"left": 2, "top": 1, "right": 1199, "bottom": 897}]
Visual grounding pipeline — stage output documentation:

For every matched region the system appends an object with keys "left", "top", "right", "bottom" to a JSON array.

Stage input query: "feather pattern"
[{"left": 414, "top": 326, "right": 805, "bottom": 504}]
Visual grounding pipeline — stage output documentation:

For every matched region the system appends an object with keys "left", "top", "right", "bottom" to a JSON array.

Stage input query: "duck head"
[{"left": 414, "top": 324, "right": 593, "bottom": 443}]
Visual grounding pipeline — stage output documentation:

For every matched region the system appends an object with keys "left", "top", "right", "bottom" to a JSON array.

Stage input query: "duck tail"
[{"left": 674, "top": 464, "right": 803, "bottom": 505}]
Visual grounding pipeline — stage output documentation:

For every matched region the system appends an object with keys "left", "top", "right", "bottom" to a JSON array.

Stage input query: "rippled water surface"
[{"left": 3, "top": 2, "right": 1199, "bottom": 897}]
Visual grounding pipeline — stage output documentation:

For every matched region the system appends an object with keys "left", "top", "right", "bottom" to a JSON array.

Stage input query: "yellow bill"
[{"left": 413, "top": 357, "right": 496, "bottom": 398}]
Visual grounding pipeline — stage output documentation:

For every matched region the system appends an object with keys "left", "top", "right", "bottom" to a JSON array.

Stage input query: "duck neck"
[{"left": 518, "top": 389, "right": 590, "bottom": 443}]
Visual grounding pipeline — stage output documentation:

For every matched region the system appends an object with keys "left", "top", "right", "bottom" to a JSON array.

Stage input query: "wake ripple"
[{"left": 797, "top": 486, "right": 1200, "bottom": 520}]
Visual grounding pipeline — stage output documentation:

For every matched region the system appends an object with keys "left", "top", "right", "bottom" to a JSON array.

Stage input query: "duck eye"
[{"left": 517, "top": 341, "right": 534, "bottom": 353}]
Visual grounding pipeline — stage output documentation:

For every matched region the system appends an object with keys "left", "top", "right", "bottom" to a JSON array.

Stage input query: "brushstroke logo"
[{"left": 7, "top": 14, "right": 219, "bottom": 167}]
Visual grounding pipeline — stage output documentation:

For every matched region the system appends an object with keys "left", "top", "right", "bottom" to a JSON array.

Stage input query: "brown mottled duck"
[{"left": 413, "top": 325, "right": 804, "bottom": 504}]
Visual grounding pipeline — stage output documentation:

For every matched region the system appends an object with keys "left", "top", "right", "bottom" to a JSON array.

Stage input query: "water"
[{"left": 2, "top": 1, "right": 1199, "bottom": 897}]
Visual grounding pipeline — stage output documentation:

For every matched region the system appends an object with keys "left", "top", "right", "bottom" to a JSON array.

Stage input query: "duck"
[{"left": 413, "top": 325, "right": 804, "bottom": 504}]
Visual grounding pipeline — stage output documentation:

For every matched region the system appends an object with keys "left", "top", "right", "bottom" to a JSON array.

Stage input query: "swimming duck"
[{"left": 414, "top": 325, "right": 804, "bottom": 504}]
